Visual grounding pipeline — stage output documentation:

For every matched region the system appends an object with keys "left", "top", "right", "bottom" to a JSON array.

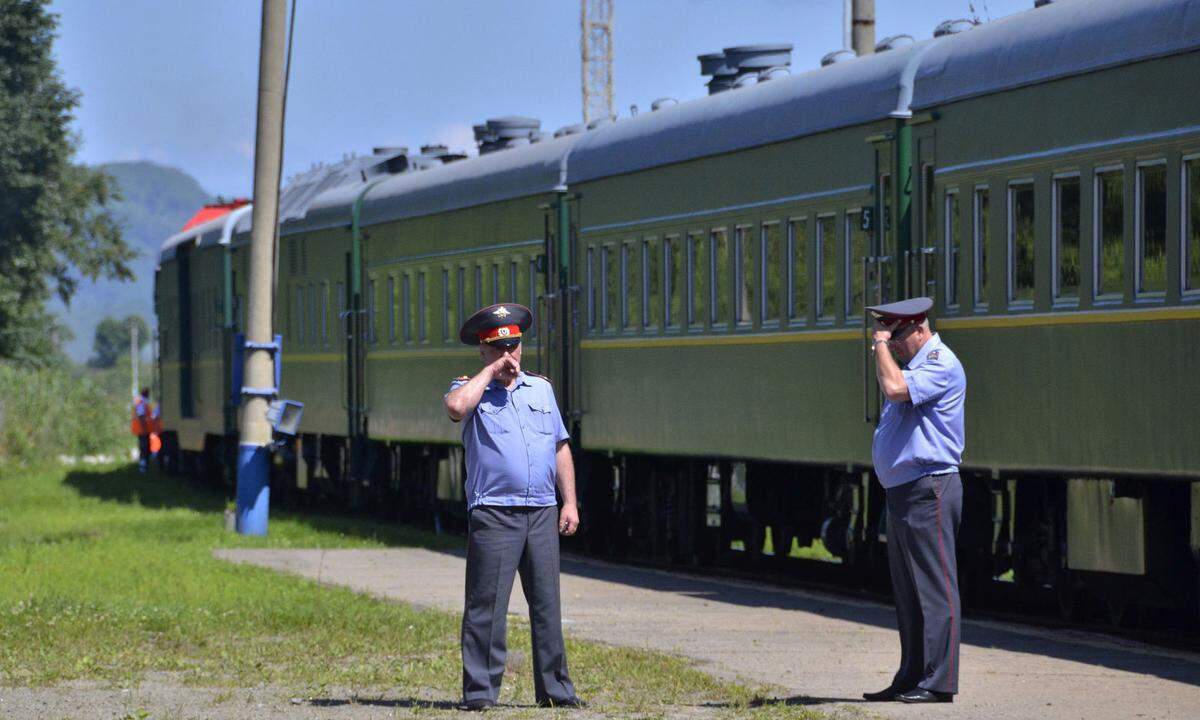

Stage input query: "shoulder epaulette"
[{"left": 454, "top": 375, "right": 469, "bottom": 381}]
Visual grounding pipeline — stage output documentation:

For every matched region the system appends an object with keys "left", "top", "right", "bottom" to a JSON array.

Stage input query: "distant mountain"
[{"left": 52, "top": 161, "right": 211, "bottom": 363}]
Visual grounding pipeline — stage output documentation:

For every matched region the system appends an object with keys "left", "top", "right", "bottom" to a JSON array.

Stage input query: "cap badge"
[
  {"left": 492, "top": 306, "right": 511, "bottom": 319},
  {"left": 497, "top": 326, "right": 511, "bottom": 337}
]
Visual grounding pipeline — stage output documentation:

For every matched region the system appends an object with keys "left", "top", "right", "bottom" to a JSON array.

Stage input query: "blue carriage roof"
[{"left": 911, "top": 0, "right": 1200, "bottom": 110}]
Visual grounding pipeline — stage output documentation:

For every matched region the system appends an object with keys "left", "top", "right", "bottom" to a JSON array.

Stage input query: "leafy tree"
[
  {"left": 0, "top": 0, "right": 133, "bottom": 365},
  {"left": 89, "top": 314, "right": 148, "bottom": 369}
]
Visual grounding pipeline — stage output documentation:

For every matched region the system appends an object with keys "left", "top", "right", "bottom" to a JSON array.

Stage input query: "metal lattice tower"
[{"left": 581, "top": 0, "right": 614, "bottom": 125}]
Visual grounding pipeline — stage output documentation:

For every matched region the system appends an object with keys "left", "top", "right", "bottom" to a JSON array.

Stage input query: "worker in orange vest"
[{"left": 130, "top": 388, "right": 160, "bottom": 474}]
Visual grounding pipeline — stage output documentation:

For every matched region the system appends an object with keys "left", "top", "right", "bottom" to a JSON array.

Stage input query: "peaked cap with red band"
[
  {"left": 866, "top": 296, "right": 933, "bottom": 326},
  {"left": 459, "top": 303, "right": 533, "bottom": 348}
]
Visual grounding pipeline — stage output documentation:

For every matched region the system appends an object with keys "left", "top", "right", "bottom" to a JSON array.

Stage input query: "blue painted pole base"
[{"left": 236, "top": 443, "right": 270, "bottom": 535}]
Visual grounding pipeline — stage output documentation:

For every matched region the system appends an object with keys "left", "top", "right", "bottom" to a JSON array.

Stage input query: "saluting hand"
[
  {"left": 487, "top": 353, "right": 520, "bottom": 381},
  {"left": 873, "top": 319, "right": 901, "bottom": 345}
]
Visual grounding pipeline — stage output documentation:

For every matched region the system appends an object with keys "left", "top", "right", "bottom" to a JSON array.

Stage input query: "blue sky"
[{"left": 51, "top": 0, "right": 1031, "bottom": 197}]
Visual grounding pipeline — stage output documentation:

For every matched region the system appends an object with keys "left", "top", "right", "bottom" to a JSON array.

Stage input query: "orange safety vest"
[{"left": 130, "top": 398, "right": 154, "bottom": 436}]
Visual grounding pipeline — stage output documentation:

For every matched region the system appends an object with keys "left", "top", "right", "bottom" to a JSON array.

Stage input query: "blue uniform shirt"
[
  {"left": 448, "top": 372, "right": 569, "bottom": 510},
  {"left": 871, "top": 333, "right": 966, "bottom": 489}
]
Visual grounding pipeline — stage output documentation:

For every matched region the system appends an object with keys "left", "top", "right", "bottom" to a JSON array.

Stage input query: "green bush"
[{"left": 0, "top": 362, "right": 133, "bottom": 463}]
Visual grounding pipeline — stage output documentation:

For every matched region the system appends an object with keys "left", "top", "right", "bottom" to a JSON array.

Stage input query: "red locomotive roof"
[{"left": 179, "top": 198, "right": 250, "bottom": 232}]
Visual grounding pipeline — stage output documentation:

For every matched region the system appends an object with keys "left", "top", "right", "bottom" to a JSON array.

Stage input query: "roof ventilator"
[
  {"left": 933, "top": 18, "right": 978, "bottom": 37},
  {"left": 874, "top": 34, "right": 915, "bottom": 52},
  {"left": 474, "top": 117, "right": 541, "bottom": 154},
  {"left": 650, "top": 97, "right": 678, "bottom": 111},
  {"left": 699, "top": 43, "right": 792, "bottom": 95},
  {"left": 820, "top": 49, "right": 856, "bottom": 66},
  {"left": 553, "top": 123, "right": 586, "bottom": 138}
]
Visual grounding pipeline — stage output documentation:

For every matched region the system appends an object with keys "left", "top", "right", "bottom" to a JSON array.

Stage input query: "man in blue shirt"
[
  {"left": 444, "top": 302, "right": 582, "bottom": 712},
  {"left": 863, "top": 297, "right": 966, "bottom": 705}
]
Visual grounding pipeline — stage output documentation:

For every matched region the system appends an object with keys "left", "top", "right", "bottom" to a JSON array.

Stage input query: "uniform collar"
[
  {"left": 486, "top": 371, "right": 532, "bottom": 392},
  {"left": 904, "top": 333, "right": 942, "bottom": 370}
]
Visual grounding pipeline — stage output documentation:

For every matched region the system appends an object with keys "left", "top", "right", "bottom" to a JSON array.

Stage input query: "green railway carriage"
[{"left": 155, "top": 0, "right": 1200, "bottom": 625}]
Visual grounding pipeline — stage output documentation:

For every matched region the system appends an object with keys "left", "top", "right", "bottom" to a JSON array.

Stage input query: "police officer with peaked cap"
[
  {"left": 861, "top": 297, "right": 966, "bottom": 704},
  {"left": 443, "top": 303, "right": 584, "bottom": 711}
]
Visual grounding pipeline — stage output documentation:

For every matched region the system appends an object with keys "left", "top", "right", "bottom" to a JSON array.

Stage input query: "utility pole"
[
  {"left": 849, "top": 0, "right": 876, "bottom": 55},
  {"left": 581, "top": 0, "right": 614, "bottom": 125},
  {"left": 129, "top": 319, "right": 139, "bottom": 398},
  {"left": 237, "top": 0, "right": 288, "bottom": 535}
]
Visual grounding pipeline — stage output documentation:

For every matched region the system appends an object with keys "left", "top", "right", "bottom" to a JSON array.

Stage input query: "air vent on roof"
[
  {"left": 368, "top": 146, "right": 409, "bottom": 174},
  {"left": 586, "top": 117, "right": 613, "bottom": 131},
  {"left": 820, "top": 49, "right": 856, "bottom": 67},
  {"left": 554, "top": 124, "right": 586, "bottom": 138},
  {"left": 372, "top": 146, "right": 407, "bottom": 156},
  {"left": 1034, "top": 0, "right": 1054, "bottom": 6},
  {"left": 474, "top": 117, "right": 541, "bottom": 154},
  {"left": 699, "top": 44, "right": 792, "bottom": 95},
  {"left": 933, "top": 18, "right": 978, "bottom": 36},
  {"left": 758, "top": 66, "right": 790, "bottom": 82},
  {"left": 650, "top": 97, "right": 678, "bottom": 111},
  {"left": 875, "top": 34, "right": 914, "bottom": 52}
]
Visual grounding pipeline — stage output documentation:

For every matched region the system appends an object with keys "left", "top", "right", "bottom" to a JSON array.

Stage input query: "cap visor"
[{"left": 489, "top": 337, "right": 521, "bottom": 349}]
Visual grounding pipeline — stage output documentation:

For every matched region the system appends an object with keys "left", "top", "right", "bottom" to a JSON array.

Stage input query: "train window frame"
[
  {"left": 1184, "top": 154, "right": 1200, "bottom": 296},
  {"left": 586, "top": 245, "right": 597, "bottom": 331},
  {"left": 491, "top": 262, "right": 501, "bottom": 305},
  {"left": 1093, "top": 164, "right": 1126, "bottom": 303},
  {"left": 643, "top": 236, "right": 661, "bottom": 331},
  {"left": 664, "top": 233, "right": 683, "bottom": 329},
  {"left": 370, "top": 277, "right": 381, "bottom": 345},
  {"left": 508, "top": 259, "right": 519, "bottom": 305},
  {"left": 399, "top": 273, "right": 411, "bottom": 344},
  {"left": 621, "top": 239, "right": 639, "bottom": 331},
  {"left": 687, "top": 230, "right": 706, "bottom": 330},
  {"left": 310, "top": 282, "right": 319, "bottom": 347},
  {"left": 441, "top": 268, "right": 452, "bottom": 343},
  {"left": 709, "top": 227, "right": 730, "bottom": 329},
  {"left": 786, "top": 216, "right": 808, "bottom": 326},
  {"left": 455, "top": 265, "right": 466, "bottom": 337},
  {"left": 844, "top": 208, "right": 868, "bottom": 325},
  {"left": 973, "top": 184, "right": 990, "bottom": 311},
  {"left": 386, "top": 276, "right": 396, "bottom": 344},
  {"left": 760, "top": 221, "right": 782, "bottom": 328},
  {"left": 1051, "top": 172, "right": 1081, "bottom": 306},
  {"left": 1135, "top": 159, "right": 1168, "bottom": 299},
  {"left": 815, "top": 212, "right": 837, "bottom": 324},
  {"left": 294, "top": 285, "right": 305, "bottom": 347},
  {"left": 417, "top": 271, "right": 428, "bottom": 343},
  {"left": 733, "top": 224, "right": 755, "bottom": 328},
  {"left": 1006, "top": 178, "right": 1036, "bottom": 310},
  {"left": 944, "top": 188, "right": 961, "bottom": 311},
  {"left": 321, "top": 281, "right": 330, "bottom": 346},
  {"left": 528, "top": 256, "right": 541, "bottom": 338}
]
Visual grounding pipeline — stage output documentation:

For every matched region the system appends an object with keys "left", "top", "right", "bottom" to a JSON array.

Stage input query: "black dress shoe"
[
  {"left": 458, "top": 698, "right": 495, "bottom": 711},
  {"left": 537, "top": 696, "right": 587, "bottom": 709},
  {"left": 896, "top": 688, "right": 953, "bottom": 703},
  {"left": 862, "top": 686, "right": 905, "bottom": 701}
]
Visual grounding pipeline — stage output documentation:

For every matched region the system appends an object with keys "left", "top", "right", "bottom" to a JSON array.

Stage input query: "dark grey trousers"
[
  {"left": 462, "top": 505, "right": 576, "bottom": 704},
  {"left": 886, "top": 472, "right": 962, "bottom": 695}
]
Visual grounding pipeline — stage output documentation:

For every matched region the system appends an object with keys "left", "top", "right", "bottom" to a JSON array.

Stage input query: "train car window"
[
  {"left": 509, "top": 261, "right": 519, "bottom": 304},
  {"left": 1136, "top": 162, "right": 1167, "bottom": 296},
  {"left": 309, "top": 282, "right": 319, "bottom": 346},
  {"left": 880, "top": 173, "right": 894, "bottom": 297},
  {"left": 294, "top": 285, "right": 305, "bottom": 346},
  {"left": 973, "top": 187, "right": 990, "bottom": 309},
  {"left": 1186, "top": 158, "right": 1200, "bottom": 293},
  {"left": 441, "top": 270, "right": 451, "bottom": 342},
  {"left": 788, "top": 219, "right": 807, "bottom": 323},
  {"left": 602, "top": 244, "right": 617, "bottom": 332},
  {"left": 456, "top": 267, "right": 466, "bottom": 336},
  {"left": 368, "top": 278, "right": 378, "bottom": 344},
  {"left": 644, "top": 238, "right": 661, "bottom": 330},
  {"left": 1052, "top": 176, "right": 1080, "bottom": 302},
  {"left": 402, "top": 274, "right": 412, "bottom": 343},
  {"left": 761, "top": 223, "right": 782, "bottom": 325},
  {"left": 665, "top": 235, "right": 683, "bottom": 328},
  {"left": 337, "top": 280, "right": 346, "bottom": 335},
  {"left": 923, "top": 164, "right": 936, "bottom": 249},
  {"left": 1094, "top": 168, "right": 1125, "bottom": 300},
  {"left": 846, "top": 211, "right": 868, "bottom": 322},
  {"left": 1007, "top": 182, "right": 1036, "bottom": 306},
  {"left": 944, "top": 190, "right": 961, "bottom": 309},
  {"left": 529, "top": 257, "right": 543, "bottom": 337},
  {"left": 586, "top": 246, "right": 597, "bottom": 331},
  {"left": 386, "top": 277, "right": 395, "bottom": 343},
  {"left": 710, "top": 228, "right": 729, "bottom": 326},
  {"left": 735, "top": 226, "right": 754, "bottom": 327},
  {"left": 492, "top": 263, "right": 501, "bottom": 305},
  {"left": 688, "top": 232, "right": 705, "bottom": 328},
  {"left": 322, "top": 282, "right": 329, "bottom": 346},
  {"left": 816, "top": 214, "right": 836, "bottom": 321},
  {"left": 474, "top": 265, "right": 483, "bottom": 310},
  {"left": 622, "top": 241, "right": 640, "bottom": 330},
  {"left": 417, "top": 271, "right": 428, "bottom": 342}
]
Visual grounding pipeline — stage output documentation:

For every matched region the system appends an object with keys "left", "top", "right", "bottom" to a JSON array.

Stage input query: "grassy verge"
[{"left": 0, "top": 463, "right": 838, "bottom": 718}]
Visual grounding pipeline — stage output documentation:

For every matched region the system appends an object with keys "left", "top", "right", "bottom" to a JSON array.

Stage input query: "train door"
[{"left": 536, "top": 193, "right": 581, "bottom": 431}]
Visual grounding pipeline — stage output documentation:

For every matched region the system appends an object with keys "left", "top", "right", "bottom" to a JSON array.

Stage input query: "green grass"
[{"left": 0, "top": 463, "right": 840, "bottom": 718}]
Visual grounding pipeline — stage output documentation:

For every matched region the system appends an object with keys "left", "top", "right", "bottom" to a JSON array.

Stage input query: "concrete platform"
[{"left": 217, "top": 547, "right": 1200, "bottom": 719}]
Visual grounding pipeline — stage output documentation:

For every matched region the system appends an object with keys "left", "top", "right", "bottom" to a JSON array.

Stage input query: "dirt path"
[{"left": 216, "top": 547, "right": 1200, "bottom": 720}]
